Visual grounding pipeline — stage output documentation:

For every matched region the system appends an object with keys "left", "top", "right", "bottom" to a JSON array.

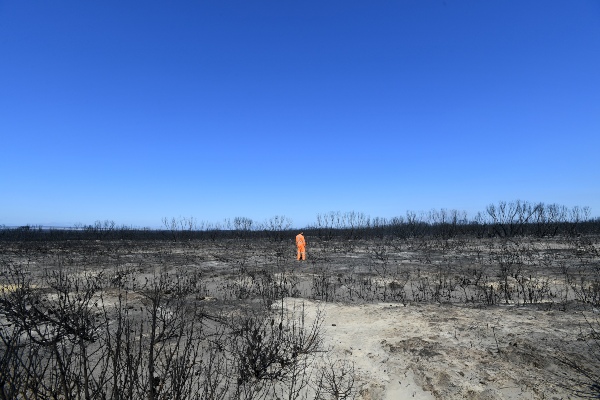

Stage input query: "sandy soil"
[
  {"left": 2, "top": 236, "right": 599, "bottom": 399},
  {"left": 281, "top": 298, "right": 593, "bottom": 400}
]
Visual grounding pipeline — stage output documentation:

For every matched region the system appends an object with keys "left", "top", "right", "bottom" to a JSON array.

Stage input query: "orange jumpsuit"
[{"left": 296, "top": 233, "right": 306, "bottom": 261}]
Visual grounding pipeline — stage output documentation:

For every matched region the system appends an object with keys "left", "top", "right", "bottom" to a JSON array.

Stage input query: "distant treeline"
[{"left": 2, "top": 200, "right": 599, "bottom": 242}]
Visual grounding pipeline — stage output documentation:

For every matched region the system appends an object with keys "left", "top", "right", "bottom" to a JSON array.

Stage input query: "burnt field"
[{"left": 2, "top": 222, "right": 600, "bottom": 399}]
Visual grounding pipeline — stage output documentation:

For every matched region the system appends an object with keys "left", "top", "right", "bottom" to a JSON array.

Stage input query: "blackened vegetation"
[
  {"left": 0, "top": 200, "right": 599, "bottom": 399},
  {"left": 1, "top": 201, "right": 598, "bottom": 243}
]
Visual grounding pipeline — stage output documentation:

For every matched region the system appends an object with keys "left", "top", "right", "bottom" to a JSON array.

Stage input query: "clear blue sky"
[{"left": 2, "top": 1, "right": 599, "bottom": 228}]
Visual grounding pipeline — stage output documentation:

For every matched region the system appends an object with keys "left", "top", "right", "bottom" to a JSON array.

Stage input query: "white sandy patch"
[{"left": 279, "top": 298, "right": 586, "bottom": 400}]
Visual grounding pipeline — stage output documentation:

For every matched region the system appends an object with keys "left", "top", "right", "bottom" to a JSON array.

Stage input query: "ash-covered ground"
[{"left": 1, "top": 234, "right": 599, "bottom": 399}]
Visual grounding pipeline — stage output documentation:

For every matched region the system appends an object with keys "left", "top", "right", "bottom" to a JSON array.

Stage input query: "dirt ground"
[
  {"left": 1, "top": 235, "right": 599, "bottom": 399},
  {"left": 282, "top": 297, "right": 593, "bottom": 399}
]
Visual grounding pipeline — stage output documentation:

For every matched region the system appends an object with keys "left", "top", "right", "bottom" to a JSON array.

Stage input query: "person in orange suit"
[{"left": 296, "top": 232, "right": 306, "bottom": 261}]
